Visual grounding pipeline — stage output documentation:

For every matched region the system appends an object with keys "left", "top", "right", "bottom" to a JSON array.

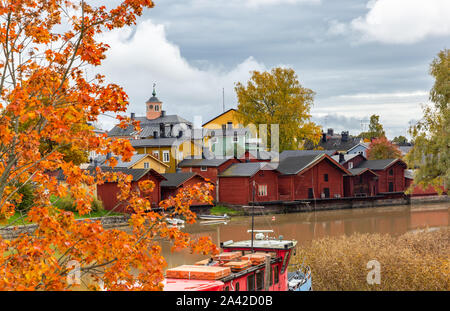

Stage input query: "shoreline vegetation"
[{"left": 291, "top": 227, "right": 450, "bottom": 291}]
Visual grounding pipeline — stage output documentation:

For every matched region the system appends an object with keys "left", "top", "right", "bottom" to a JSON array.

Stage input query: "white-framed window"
[
  {"left": 233, "top": 136, "right": 238, "bottom": 143},
  {"left": 258, "top": 185, "right": 267, "bottom": 196},
  {"left": 143, "top": 162, "right": 149, "bottom": 169},
  {"left": 155, "top": 105, "right": 159, "bottom": 111},
  {"left": 152, "top": 151, "right": 159, "bottom": 159},
  {"left": 348, "top": 162, "right": 353, "bottom": 169},
  {"left": 200, "top": 166, "right": 207, "bottom": 171},
  {"left": 163, "top": 150, "right": 170, "bottom": 163}
]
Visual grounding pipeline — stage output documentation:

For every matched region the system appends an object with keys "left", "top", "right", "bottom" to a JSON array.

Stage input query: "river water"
[{"left": 160, "top": 202, "right": 449, "bottom": 270}]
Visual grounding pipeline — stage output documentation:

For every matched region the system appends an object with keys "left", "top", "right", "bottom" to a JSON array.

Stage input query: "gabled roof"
[
  {"left": 331, "top": 153, "right": 364, "bottom": 164},
  {"left": 58, "top": 167, "right": 166, "bottom": 182},
  {"left": 277, "top": 154, "right": 350, "bottom": 176},
  {"left": 279, "top": 150, "right": 337, "bottom": 161},
  {"left": 161, "top": 172, "right": 211, "bottom": 188},
  {"left": 91, "top": 153, "right": 168, "bottom": 169},
  {"left": 219, "top": 162, "right": 275, "bottom": 177},
  {"left": 178, "top": 157, "right": 233, "bottom": 168},
  {"left": 202, "top": 108, "right": 237, "bottom": 127},
  {"left": 356, "top": 158, "right": 406, "bottom": 170},
  {"left": 347, "top": 168, "right": 378, "bottom": 177},
  {"left": 347, "top": 142, "right": 370, "bottom": 153},
  {"left": 318, "top": 136, "right": 362, "bottom": 151},
  {"left": 130, "top": 138, "right": 179, "bottom": 148}
]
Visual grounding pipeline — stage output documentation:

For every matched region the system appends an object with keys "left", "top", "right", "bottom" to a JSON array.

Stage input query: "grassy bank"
[
  {"left": 292, "top": 228, "right": 450, "bottom": 290},
  {"left": 209, "top": 205, "right": 244, "bottom": 216}
]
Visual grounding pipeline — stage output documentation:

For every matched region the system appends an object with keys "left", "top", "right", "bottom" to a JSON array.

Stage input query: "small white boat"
[
  {"left": 200, "top": 220, "right": 228, "bottom": 226},
  {"left": 165, "top": 218, "right": 185, "bottom": 225},
  {"left": 198, "top": 214, "right": 230, "bottom": 220}
]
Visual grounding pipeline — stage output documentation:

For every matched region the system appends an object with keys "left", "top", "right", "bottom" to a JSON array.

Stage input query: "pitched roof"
[
  {"left": 279, "top": 150, "right": 337, "bottom": 161},
  {"left": 331, "top": 153, "right": 361, "bottom": 164},
  {"left": 58, "top": 167, "right": 166, "bottom": 182},
  {"left": 347, "top": 142, "right": 370, "bottom": 153},
  {"left": 130, "top": 138, "right": 179, "bottom": 148},
  {"left": 90, "top": 153, "right": 168, "bottom": 169},
  {"left": 202, "top": 108, "right": 237, "bottom": 127},
  {"left": 277, "top": 153, "right": 350, "bottom": 175},
  {"left": 108, "top": 114, "right": 192, "bottom": 137},
  {"left": 178, "top": 157, "right": 233, "bottom": 167},
  {"left": 347, "top": 168, "right": 378, "bottom": 176},
  {"left": 219, "top": 162, "right": 275, "bottom": 177},
  {"left": 161, "top": 172, "right": 210, "bottom": 188},
  {"left": 356, "top": 159, "right": 405, "bottom": 170},
  {"left": 318, "top": 136, "right": 362, "bottom": 151}
]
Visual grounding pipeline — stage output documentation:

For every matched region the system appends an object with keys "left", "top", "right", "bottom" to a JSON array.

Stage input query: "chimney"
[
  {"left": 327, "top": 128, "right": 334, "bottom": 136},
  {"left": 339, "top": 153, "right": 345, "bottom": 163},
  {"left": 153, "top": 131, "right": 158, "bottom": 138},
  {"left": 341, "top": 131, "right": 349, "bottom": 142},
  {"left": 130, "top": 112, "right": 135, "bottom": 120},
  {"left": 322, "top": 132, "right": 327, "bottom": 142},
  {"left": 161, "top": 110, "right": 166, "bottom": 117}
]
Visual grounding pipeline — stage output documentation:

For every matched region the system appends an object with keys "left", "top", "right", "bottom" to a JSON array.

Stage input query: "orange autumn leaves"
[{"left": 0, "top": 0, "right": 218, "bottom": 290}]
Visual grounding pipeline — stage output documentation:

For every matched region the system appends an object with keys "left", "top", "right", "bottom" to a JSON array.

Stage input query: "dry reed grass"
[{"left": 292, "top": 228, "right": 449, "bottom": 290}]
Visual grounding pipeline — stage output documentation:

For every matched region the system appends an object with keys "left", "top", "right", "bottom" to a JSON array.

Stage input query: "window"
[
  {"left": 247, "top": 274, "right": 255, "bottom": 291},
  {"left": 348, "top": 162, "right": 353, "bottom": 169},
  {"left": 324, "top": 174, "right": 329, "bottom": 182},
  {"left": 143, "top": 162, "right": 149, "bottom": 169},
  {"left": 323, "top": 188, "right": 330, "bottom": 198},
  {"left": 388, "top": 182, "right": 394, "bottom": 192},
  {"left": 274, "top": 266, "right": 279, "bottom": 285},
  {"left": 163, "top": 151, "right": 170, "bottom": 163},
  {"left": 389, "top": 169, "right": 394, "bottom": 175},
  {"left": 308, "top": 188, "right": 314, "bottom": 199},
  {"left": 155, "top": 105, "right": 159, "bottom": 111},
  {"left": 233, "top": 135, "right": 238, "bottom": 143},
  {"left": 256, "top": 270, "right": 264, "bottom": 291},
  {"left": 149, "top": 104, "right": 153, "bottom": 109},
  {"left": 152, "top": 151, "right": 159, "bottom": 159},
  {"left": 200, "top": 166, "right": 207, "bottom": 171},
  {"left": 258, "top": 185, "right": 267, "bottom": 196}
]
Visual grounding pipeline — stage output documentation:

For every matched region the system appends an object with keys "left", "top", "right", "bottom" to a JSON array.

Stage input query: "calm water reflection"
[{"left": 161, "top": 202, "right": 449, "bottom": 269}]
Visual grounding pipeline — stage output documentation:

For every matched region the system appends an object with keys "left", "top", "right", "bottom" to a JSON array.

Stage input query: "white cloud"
[
  {"left": 350, "top": 0, "right": 450, "bottom": 44},
  {"left": 245, "top": 0, "right": 320, "bottom": 8},
  {"left": 95, "top": 19, "right": 267, "bottom": 130}
]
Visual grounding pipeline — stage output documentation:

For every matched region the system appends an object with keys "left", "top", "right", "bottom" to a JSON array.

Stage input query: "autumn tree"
[
  {"left": 366, "top": 137, "right": 402, "bottom": 160},
  {"left": 359, "top": 114, "right": 386, "bottom": 141},
  {"left": 235, "top": 67, "right": 322, "bottom": 152},
  {"left": 392, "top": 135, "right": 409, "bottom": 146},
  {"left": 0, "top": 0, "right": 217, "bottom": 291},
  {"left": 406, "top": 49, "right": 449, "bottom": 191}
]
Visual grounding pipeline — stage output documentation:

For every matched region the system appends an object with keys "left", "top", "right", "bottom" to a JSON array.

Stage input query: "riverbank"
[
  {"left": 206, "top": 194, "right": 449, "bottom": 216},
  {"left": 291, "top": 227, "right": 450, "bottom": 290}
]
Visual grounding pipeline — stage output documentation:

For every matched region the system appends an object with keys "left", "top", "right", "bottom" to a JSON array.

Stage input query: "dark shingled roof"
[
  {"left": 178, "top": 157, "right": 232, "bottom": 168},
  {"left": 276, "top": 154, "right": 322, "bottom": 175},
  {"left": 161, "top": 172, "right": 201, "bottom": 188},
  {"left": 57, "top": 167, "right": 166, "bottom": 182},
  {"left": 356, "top": 159, "right": 402, "bottom": 170},
  {"left": 219, "top": 162, "right": 274, "bottom": 177},
  {"left": 279, "top": 150, "right": 337, "bottom": 161},
  {"left": 347, "top": 168, "right": 378, "bottom": 176},
  {"left": 317, "top": 137, "right": 361, "bottom": 151},
  {"left": 130, "top": 138, "right": 179, "bottom": 147},
  {"left": 146, "top": 95, "right": 161, "bottom": 103},
  {"left": 108, "top": 114, "right": 191, "bottom": 137}
]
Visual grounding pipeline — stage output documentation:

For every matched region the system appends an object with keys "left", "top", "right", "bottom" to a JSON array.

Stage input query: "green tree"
[
  {"left": 359, "top": 115, "right": 386, "bottom": 140},
  {"left": 406, "top": 49, "right": 449, "bottom": 190},
  {"left": 392, "top": 135, "right": 408, "bottom": 145},
  {"left": 235, "top": 67, "right": 322, "bottom": 152},
  {"left": 366, "top": 137, "right": 402, "bottom": 160}
]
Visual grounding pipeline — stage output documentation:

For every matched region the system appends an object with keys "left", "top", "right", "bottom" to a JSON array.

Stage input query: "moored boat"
[
  {"left": 197, "top": 214, "right": 230, "bottom": 220},
  {"left": 163, "top": 230, "right": 312, "bottom": 291}
]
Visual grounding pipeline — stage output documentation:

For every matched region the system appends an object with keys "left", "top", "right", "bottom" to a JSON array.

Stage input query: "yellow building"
[
  {"left": 202, "top": 108, "right": 242, "bottom": 130},
  {"left": 131, "top": 138, "right": 202, "bottom": 173}
]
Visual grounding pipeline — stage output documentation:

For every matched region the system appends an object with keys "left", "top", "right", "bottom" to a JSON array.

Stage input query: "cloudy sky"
[{"left": 95, "top": 0, "right": 450, "bottom": 139}]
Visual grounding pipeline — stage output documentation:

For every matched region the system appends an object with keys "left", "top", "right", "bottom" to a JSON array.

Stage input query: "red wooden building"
[
  {"left": 404, "top": 169, "right": 447, "bottom": 196},
  {"left": 178, "top": 157, "right": 239, "bottom": 199},
  {"left": 161, "top": 172, "right": 214, "bottom": 206},
  {"left": 344, "top": 168, "right": 379, "bottom": 197},
  {"left": 218, "top": 162, "right": 279, "bottom": 205},
  {"left": 355, "top": 159, "right": 407, "bottom": 193},
  {"left": 276, "top": 154, "right": 351, "bottom": 200},
  {"left": 96, "top": 167, "right": 166, "bottom": 213}
]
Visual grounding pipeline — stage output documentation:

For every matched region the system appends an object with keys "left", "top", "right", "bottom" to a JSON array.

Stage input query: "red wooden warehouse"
[
  {"left": 218, "top": 162, "right": 280, "bottom": 205},
  {"left": 276, "top": 154, "right": 351, "bottom": 201},
  {"left": 161, "top": 172, "right": 214, "bottom": 206},
  {"left": 355, "top": 159, "right": 407, "bottom": 193},
  {"left": 95, "top": 167, "right": 166, "bottom": 213}
]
